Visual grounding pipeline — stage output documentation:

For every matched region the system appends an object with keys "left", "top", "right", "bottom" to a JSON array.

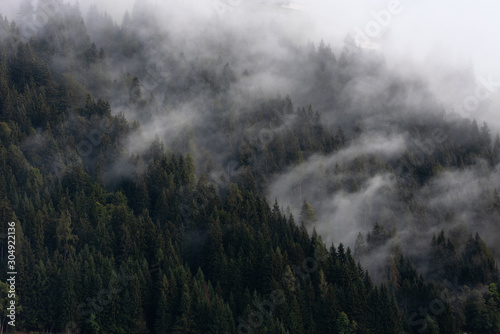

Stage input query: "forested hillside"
[{"left": 0, "top": 1, "right": 499, "bottom": 333}]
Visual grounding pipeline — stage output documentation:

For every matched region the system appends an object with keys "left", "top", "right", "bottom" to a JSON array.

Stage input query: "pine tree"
[
  {"left": 354, "top": 232, "right": 367, "bottom": 259},
  {"left": 334, "top": 312, "right": 352, "bottom": 334},
  {"left": 172, "top": 284, "right": 196, "bottom": 334},
  {"left": 493, "top": 133, "right": 500, "bottom": 162},
  {"left": 481, "top": 121, "right": 492, "bottom": 148},
  {"left": 56, "top": 210, "right": 78, "bottom": 261},
  {"left": 300, "top": 201, "right": 317, "bottom": 227}
]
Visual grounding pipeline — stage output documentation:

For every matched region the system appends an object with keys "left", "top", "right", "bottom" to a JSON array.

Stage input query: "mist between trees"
[{"left": 0, "top": 0, "right": 499, "bottom": 333}]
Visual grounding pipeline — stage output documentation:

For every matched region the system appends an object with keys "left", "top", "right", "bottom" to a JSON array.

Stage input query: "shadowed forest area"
[{"left": 0, "top": 1, "right": 499, "bottom": 333}]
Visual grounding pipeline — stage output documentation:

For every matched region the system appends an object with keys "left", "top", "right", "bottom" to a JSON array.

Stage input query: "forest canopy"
[{"left": 0, "top": 1, "right": 499, "bottom": 333}]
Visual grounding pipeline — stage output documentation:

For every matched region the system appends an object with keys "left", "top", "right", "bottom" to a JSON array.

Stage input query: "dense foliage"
[{"left": 0, "top": 1, "right": 499, "bottom": 333}]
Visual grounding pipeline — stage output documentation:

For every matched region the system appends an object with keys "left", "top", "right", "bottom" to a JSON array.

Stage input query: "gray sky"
[{"left": 308, "top": 0, "right": 500, "bottom": 76}]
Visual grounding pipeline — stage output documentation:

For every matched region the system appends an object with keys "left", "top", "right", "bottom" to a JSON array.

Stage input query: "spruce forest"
[{"left": 0, "top": 1, "right": 499, "bottom": 333}]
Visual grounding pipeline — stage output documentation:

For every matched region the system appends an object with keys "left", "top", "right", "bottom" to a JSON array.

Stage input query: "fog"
[
  {"left": 267, "top": 132, "right": 407, "bottom": 246},
  {"left": 68, "top": 0, "right": 500, "bottom": 127},
  {"left": 3, "top": 0, "right": 500, "bottom": 281},
  {"left": 7, "top": 0, "right": 499, "bottom": 72},
  {"left": 71, "top": 0, "right": 500, "bottom": 71},
  {"left": 5, "top": 0, "right": 499, "bottom": 119}
]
